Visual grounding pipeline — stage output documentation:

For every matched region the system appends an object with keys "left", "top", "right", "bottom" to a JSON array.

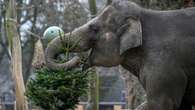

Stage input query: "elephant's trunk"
[{"left": 45, "top": 26, "right": 90, "bottom": 70}]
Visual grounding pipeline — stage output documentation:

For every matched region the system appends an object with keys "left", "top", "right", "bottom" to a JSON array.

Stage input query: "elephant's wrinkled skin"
[{"left": 45, "top": 0, "right": 195, "bottom": 110}]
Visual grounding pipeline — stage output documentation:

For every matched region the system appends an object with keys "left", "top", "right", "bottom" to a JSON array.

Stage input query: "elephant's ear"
[{"left": 118, "top": 18, "right": 142, "bottom": 54}]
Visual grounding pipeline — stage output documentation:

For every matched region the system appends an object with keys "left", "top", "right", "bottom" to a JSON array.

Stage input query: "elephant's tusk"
[{"left": 135, "top": 101, "right": 147, "bottom": 110}]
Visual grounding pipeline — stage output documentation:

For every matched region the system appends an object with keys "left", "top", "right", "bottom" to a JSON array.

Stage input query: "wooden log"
[
  {"left": 114, "top": 105, "right": 122, "bottom": 110},
  {"left": 75, "top": 105, "right": 84, "bottom": 110}
]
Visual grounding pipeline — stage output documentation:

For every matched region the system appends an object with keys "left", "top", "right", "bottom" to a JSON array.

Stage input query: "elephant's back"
[
  {"left": 141, "top": 8, "right": 195, "bottom": 49},
  {"left": 141, "top": 7, "right": 195, "bottom": 75}
]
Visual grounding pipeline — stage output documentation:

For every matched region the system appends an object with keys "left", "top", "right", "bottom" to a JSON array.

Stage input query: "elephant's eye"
[{"left": 89, "top": 24, "right": 99, "bottom": 33}]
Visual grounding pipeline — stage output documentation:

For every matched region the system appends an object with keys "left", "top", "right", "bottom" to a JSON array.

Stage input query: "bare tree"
[{"left": 6, "top": 0, "right": 28, "bottom": 109}]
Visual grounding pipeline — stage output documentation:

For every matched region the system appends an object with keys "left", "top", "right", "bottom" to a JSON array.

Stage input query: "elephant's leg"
[
  {"left": 141, "top": 64, "right": 188, "bottom": 110},
  {"left": 147, "top": 95, "right": 175, "bottom": 110},
  {"left": 145, "top": 77, "right": 187, "bottom": 110},
  {"left": 178, "top": 99, "right": 192, "bottom": 110},
  {"left": 145, "top": 79, "right": 187, "bottom": 110}
]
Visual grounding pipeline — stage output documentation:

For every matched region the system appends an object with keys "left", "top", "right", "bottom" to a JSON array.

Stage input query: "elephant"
[{"left": 45, "top": 0, "right": 195, "bottom": 110}]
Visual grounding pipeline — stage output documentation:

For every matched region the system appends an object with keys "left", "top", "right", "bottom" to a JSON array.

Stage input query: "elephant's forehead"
[
  {"left": 72, "top": 17, "right": 98, "bottom": 33},
  {"left": 72, "top": 6, "right": 118, "bottom": 33},
  {"left": 76, "top": 6, "right": 116, "bottom": 27}
]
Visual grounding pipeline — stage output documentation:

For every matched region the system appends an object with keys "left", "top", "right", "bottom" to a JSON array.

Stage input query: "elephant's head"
[{"left": 45, "top": 0, "right": 142, "bottom": 70}]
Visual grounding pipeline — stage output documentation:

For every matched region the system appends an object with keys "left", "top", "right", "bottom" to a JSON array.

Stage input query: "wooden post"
[
  {"left": 86, "top": 68, "right": 99, "bottom": 110},
  {"left": 88, "top": 0, "right": 97, "bottom": 17},
  {"left": 107, "top": 0, "right": 112, "bottom": 5},
  {"left": 6, "top": 0, "right": 28, "bottom": 110}
]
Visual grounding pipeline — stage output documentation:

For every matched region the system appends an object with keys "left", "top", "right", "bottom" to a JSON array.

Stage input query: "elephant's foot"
[
  {"left": 135, "top": 100, "right": 173, "bottom": 110},
  {"left": 135, "top": 100, "right": 194, "bottom": 110},
  {"left": 178, "top": 99, "right": 192, "bottom": 110}
]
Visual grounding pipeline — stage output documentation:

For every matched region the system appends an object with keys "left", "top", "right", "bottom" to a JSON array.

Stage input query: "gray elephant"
[{"left": 45, "top": 0, "right": 195, "bottom": 110}]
